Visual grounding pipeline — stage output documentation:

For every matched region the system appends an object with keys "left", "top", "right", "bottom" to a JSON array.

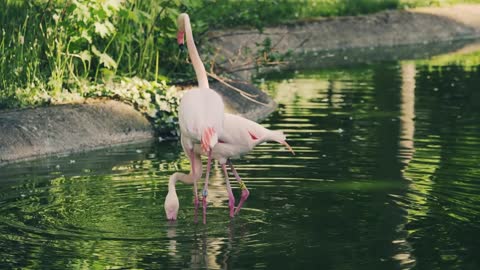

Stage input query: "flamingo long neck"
[
  {"left": 168, "top": 172, "right": 196, "bottom": 191},
  {"left": 184, "top": 15, "right": 209, "bottom": 89}
]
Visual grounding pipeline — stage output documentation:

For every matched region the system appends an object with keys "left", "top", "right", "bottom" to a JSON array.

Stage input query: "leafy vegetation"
[
  {"left": 1, "top": 0, "right": 185, "bottom": 134},
  {"left": 1, "top": 0, "right": 480, "bottom": 133}
]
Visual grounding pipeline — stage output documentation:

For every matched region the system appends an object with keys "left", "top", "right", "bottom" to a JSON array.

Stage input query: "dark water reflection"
[{"left": 1, "top": 48, "right": 480, "bottom": 269}]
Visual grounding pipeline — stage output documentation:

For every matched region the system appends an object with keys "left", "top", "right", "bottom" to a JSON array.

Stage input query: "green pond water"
[{"left": 1, "top": 43, "right": 480, "bottom": 269}]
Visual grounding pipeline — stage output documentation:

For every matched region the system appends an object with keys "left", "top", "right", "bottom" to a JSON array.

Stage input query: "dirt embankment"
[
  {"left": 0, "top": 100, "right": 153, "bottom": 165},
  {"left": 208, "top": 5, "right": 480, "bottom": 78}
]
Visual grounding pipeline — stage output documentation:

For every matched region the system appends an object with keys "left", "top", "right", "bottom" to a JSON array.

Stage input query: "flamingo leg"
[
  {"left": 221, "top": 163, "right": 235, "bottom": 218},
  {"left": 188, "top": 148, "right": 200, "bottom": 223},
  {"left": 202, "top": 150, "right": 213, "bottom": 224},
  {"left": 228, "top": 159, "right": 250, "bottom": 215}
]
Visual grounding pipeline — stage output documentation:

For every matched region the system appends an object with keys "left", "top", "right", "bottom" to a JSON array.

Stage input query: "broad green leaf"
[
  {"left": 92, "top": 45, "right": 117, "bottom": 69},
  {"left": 78, "top": 50, "right": 91, "bottom": 62},
  {"left": 94, "top": 22, "right": 110, "bottom": 38}
]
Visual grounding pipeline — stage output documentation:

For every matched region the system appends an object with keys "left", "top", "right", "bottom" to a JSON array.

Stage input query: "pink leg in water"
[
  {"left": 189, "top": 149, "right": 200, "bottom": 223},
  {"left": 221, "top": 163, "right": 235, "bottom": 218},
  {"left": 202, "top": 150, "right": 213, "bottom": 224},
  {"left": 228, "top": 160, "right": 250, "bottom": 215}
]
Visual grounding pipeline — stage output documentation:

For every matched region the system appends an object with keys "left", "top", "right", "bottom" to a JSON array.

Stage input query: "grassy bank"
[{"left": 1, "top": 0, "right": 479, "bottom": 132}]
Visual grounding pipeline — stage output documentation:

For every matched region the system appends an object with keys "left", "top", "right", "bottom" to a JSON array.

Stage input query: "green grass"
[{"left": 194, "top": 0, "right": 480, "bottom": 30}]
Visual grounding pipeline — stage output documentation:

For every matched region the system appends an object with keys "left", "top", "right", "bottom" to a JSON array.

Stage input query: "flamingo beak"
[
  {"left": 177, "top": 31, "right": 185, "bottom": 51},
  {"left": 280, "top": 140, "right": 295, "bottom": 155}
]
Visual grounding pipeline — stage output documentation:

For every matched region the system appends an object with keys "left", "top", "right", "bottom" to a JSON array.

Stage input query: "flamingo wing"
[{"left": 179, "top": 87, "right": 224, "bottom": 149}]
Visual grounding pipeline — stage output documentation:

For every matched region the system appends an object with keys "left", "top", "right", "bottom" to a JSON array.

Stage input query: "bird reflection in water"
[{"left": 166, "top": 219, "right": 243, "bottom": 269}]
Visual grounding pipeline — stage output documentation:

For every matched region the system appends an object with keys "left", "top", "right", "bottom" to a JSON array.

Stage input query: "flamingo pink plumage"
[
  {"left": 173, "top": 13, "right": 224, "bottom": 224},
  {"left": 165, "top": 113, "right": 294, "bottom": 220},
  {"left": 165, "top": 13, "right": 294, "bottom": 222},
  {"left": 194, "top": 113, "right": 294, "bottom": 217}
]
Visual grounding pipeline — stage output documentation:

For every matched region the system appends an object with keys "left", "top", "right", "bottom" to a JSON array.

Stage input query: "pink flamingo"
[
  {"left": 165, "top": 113, "right": 294, "bottom": 220},
  {"left": 195, "top": 113, "right": 294, "bottom": 217},
  {"left": 164, "top": 13, "right": 294, "bottom": 222},
  {"left": 170, "top": 13, "right": 224, "bottom": 223}
]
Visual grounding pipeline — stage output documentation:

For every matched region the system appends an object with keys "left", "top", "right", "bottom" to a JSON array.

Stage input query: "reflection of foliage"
[{"left": 415, "top": 48, "right": 480, "bottom": 71}]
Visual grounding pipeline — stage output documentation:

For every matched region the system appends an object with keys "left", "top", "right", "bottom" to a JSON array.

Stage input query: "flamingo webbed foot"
[{"left": 234, "top": 188, "right": 250, "bottom": 216}]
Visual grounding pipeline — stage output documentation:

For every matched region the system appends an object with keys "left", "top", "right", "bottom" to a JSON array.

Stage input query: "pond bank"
[
  {"left": 0, "top": 100, "right": 153, "bottom": 165},
  {"left": 0, "top": 82, "right": 275, "bottom": 165},
  {"left": 208, "top": 4, "right": 480, "bottom": 79}
]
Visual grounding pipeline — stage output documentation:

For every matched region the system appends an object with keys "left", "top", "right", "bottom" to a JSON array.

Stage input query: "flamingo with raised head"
[{"left": 173, "top": 13, "right": 224, "bottom": 224}]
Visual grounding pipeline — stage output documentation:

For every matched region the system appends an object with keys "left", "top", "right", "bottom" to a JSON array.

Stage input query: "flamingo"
[
  {"left": 173, "top": 13, "right": 224, "bottom": 224},
  {"left": 165, "top": 113, "right": 295, "bottom": 220},
  {"left": 164, "top": 13, "right": 294, "bottom": 222}
]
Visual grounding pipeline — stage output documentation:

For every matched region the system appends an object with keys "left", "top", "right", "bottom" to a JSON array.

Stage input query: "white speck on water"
[
  {"left": 136, "top": 149, "right": 143, "bottom": 153},
  {"left": 349, "top": 116, "right": 353, "bottom": 120},
  {"left": 322, "top": 154, "right": 327, "bottom": 158},
  {"left": 69, "top": 160, "right": 75, "bottom": 164},
  {"left": 337, "top": 128, "right": 344, "bottom": 133},
  {"left": 55, "top": 164, "right": 60, "bottom": 169},
  {"left": 433, "top": 87, "right": 439, "bottom": 91}
]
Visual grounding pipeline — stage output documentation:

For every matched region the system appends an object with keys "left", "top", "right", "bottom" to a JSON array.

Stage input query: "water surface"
[{"left": 1, "top": 44, "right": 480, "bottom": 269}]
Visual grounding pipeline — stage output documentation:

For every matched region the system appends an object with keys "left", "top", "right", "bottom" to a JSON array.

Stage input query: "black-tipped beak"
[{"left": 179, "top": 43, "right": 185, "bottom": 52}]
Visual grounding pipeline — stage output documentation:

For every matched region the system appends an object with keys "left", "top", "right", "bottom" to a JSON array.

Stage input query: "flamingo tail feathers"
[{"left": 201, "top": 127, "right": 218, "bottom": 153}]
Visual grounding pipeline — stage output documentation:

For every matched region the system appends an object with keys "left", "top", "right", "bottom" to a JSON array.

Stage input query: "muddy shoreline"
[{"left": 2, "top": 4, "right": 480, "bottom": 164}]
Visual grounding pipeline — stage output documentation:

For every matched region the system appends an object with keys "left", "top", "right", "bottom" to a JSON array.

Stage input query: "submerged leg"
[
  {"left": 202, "top": 150, "right": 213, "bottom": 224},
  {"left": 228, "top": 160, "right": 250, "bottom": 215},
  {"left": 188, "top": 149, "right": 200, "bottom": 223},
  {"left": 222, "top": 163, "right": 235, "bottom": 218}
]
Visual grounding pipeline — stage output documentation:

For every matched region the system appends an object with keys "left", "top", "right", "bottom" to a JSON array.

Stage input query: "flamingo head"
[
  {"left": 279, "top": 140, "right": 295, "bottom": 155},
  {"left": 268, "top": 130, "right": 295, "bottom": 155},
  {"left": 177, "top": 13, "right": 188, "bottom": 49},
  {"left": 164, "top": 189, "right": 179, "bottom": 220}
]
